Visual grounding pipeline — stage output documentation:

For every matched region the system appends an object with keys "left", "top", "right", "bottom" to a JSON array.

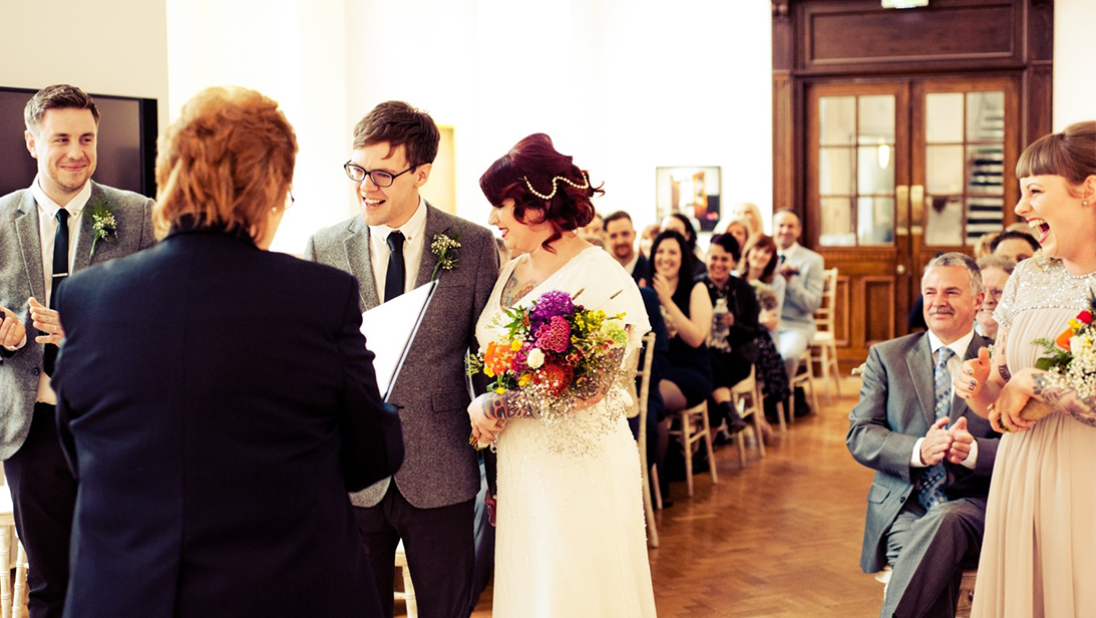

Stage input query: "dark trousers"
[
  {"left": 882, "top": 497, "right": 986, "bottom": 618},
  {"left": 3, "top": 404, "right": 78, "bottom": 618},
  {"left": 354, "top": 483, "right": 475, "bottom": 618}
]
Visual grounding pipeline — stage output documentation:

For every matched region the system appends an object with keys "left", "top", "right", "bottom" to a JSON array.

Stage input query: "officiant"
[{"left": 51, "top": 86, "right": 403, "bottom": 618}]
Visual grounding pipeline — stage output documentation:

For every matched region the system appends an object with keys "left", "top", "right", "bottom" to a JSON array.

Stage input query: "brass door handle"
[
  {"left": 896, "top": 185, "right": 909, "bottom": 237},
  {"left": 911, "top": 185, "right": 924, "bottom": 236}
]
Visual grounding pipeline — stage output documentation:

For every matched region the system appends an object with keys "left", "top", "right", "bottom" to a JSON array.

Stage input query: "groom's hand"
[
  {"left": 0, "top": 306, "right": 27, "bottom": 348},
  {"left": 29, "top": 298, "right": 65, "bottom": 345}
]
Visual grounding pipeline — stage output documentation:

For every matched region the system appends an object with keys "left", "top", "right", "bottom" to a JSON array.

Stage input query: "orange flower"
[
  {"left": 484, "top": 341, "right": 516, "bottom": 377},
  {"left": 1055, "top": 327, "right": 1073, "bottom": 352}
]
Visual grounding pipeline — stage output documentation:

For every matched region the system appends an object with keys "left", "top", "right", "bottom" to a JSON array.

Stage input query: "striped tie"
[{"left": 918, "top": 346, "right": 954, "bottom": 510}]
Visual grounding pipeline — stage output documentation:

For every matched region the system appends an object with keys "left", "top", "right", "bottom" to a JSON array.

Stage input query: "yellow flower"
[
  {"left": 519, "top": 374, "right": 532, "bottom": 387},
  {"left": 510, "top": 339, "right": 523, "bottom": 352},
  {"left": 495, "top": 387, "right": 507, "bottom": 395}
]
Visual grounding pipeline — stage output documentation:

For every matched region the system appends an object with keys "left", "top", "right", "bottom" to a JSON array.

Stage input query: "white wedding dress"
[{"left": 476, "top": 247, "right": 657, "bottom": 618}]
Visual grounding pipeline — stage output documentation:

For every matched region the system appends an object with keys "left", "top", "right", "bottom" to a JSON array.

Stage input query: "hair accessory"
[{"left": 523, "top": 172, "right": 590, "bottom": 201}]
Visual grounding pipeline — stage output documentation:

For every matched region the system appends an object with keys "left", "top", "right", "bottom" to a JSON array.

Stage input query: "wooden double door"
[{"left": 804, "top": 76, "right": 1021, "bottom": 363}]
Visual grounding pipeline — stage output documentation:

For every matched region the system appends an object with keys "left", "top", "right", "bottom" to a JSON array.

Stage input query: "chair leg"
[
  {"left": 1, "top": 527, "right": 12, "bottom": 618},
  {"left": 735, "top": 428, "right": 747, "bottom": 468},
  {"left": 752, "top": 390, "right": 766, "bottom": 458},
  {"left": 829, "top": 344, "right": 842, "bottom": 399},
  {"left": 807, "top": 361, "right": 820, "bottom": 415},
  {"left": 680, "top": 411, "right": 694, "bottom": 497},
  {"left": 13, "top": 543, "right": 27, "bottom": 618},
  {"left": 639, "top": 441, "right": 659, "bottom": 547},
  {"left": 776, "top": 400, "right": 787, "bottom": 433},
  {"left": 700, "top": 403, "right": 718, "bottom": 485},
  {"left": 787, "top": 392, "right": 796, "bottom": 424},
  {"left": 651, "top": 465, "right": 663, "bottom": 510},
  {"left": 401, "top": 564, "right": 418, "bottom": 618},
  {"left": 819, "top": 345, "right": 833, "bottom": 405}
]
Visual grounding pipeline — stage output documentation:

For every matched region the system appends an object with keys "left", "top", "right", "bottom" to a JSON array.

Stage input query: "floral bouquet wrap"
[
  {"left": 466, "top": 289, "right": 630, "bottom": 446},
  {"left": 1024, "top": 292, "right": 1096, "bottom": 421}
]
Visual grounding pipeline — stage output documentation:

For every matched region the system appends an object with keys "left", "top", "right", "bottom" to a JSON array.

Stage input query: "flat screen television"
[{"left": 0, "top": 86, "right": 158, "bottom": 198}]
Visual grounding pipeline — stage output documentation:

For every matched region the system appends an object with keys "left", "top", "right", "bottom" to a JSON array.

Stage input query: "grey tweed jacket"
[
  {"left": 0, "top": 182, "right": 156, "bottom": 460},
  {"left": 305, "top": 204, "right": 498, "bottom": 509}
]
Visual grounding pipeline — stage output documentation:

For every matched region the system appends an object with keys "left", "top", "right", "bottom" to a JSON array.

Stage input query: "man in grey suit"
[
  {"left": 305, "top": 101, "right": 498, "bottom": 618},
  {"left": 0, "top": 84, "right": 155, "bottom": 618},
  {"left": 847, "top": 253, "right": 1000, "bottom": 618},
  {"left": 773, "top": 208, "right": 825, "bottom": 381}
]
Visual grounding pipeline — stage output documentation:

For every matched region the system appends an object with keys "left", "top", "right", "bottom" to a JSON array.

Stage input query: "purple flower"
[{"left": 531, "top": 291, "right": 574, "bottom": 322}]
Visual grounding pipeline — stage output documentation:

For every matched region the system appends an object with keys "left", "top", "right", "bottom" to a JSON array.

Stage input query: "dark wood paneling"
[
  {"left": 1024, "top": 63, "right": 1054, "bottom": 147},
  {"left": 862, "top": 278, "right": 896, "bottom": 345},
  {"left": 807, "top": 5, "right": 1015, "bottom": 66},
  {"left": 835, "top": 275, "right": 850, "bottom": 347},
  {"left": 773, "top": 74, "right": 794, "bottom": 213}
]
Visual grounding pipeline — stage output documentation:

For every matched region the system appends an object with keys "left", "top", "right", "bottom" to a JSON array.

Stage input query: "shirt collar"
[
  {"left": 31, "top": 175, "right": 93, "bottom": 219},
  {"left": 624, "top": 252, "right": 639, "bottom": 274},
  {"left": 926, "top": 328, "right": 975, "bottom": 361},
  {"left": 778, "top": 242, "right": 800, "bottom": 257},
  {"left": 368, "top": 196, "right": 427, "bottom": 242}
]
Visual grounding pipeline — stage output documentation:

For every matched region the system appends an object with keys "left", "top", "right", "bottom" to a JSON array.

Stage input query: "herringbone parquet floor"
[{"left": 456, "top": 376, "right": 882, "bottom": 618}]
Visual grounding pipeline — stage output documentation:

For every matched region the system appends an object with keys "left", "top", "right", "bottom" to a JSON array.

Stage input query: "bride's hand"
[
  {"left": 993, "top": 368, "right": 1039, "bottom": 433},
  {"left": 468, "top": 393, "right": 506, "bottom": 445},
  {"left": 572, "top": 390, "right": 606, "bottom": 413}
]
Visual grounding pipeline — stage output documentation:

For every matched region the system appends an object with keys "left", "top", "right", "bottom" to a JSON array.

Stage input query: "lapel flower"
[
  {"left": 430, "top": 231, "right": 462, "bottom": 281},
  {"left": 82, "top": 196, "right": 118, "bottom": 259}
]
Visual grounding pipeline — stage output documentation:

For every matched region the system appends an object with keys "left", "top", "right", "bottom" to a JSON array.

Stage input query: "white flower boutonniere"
[
  {"left": 83, "top": 197, "right": 118, "bottom": 259},
  {"left": 430, "top": 231, "right": 462, "bottom": 281}
]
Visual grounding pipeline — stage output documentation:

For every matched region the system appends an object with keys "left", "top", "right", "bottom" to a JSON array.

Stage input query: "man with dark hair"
[
  {"left": 989, "top": 229, "right": 1040, "bottom": 263},
  {"left": 0, "top": 83, "right": 156, "bottom": 618},
  {"left": 305, "top": 100, "right": 499, "bottom": 618},
  {"left": 772, "top": 209, "right": 825, "bottom": 381},
  {"left": 603, "top": 210, "right": 647, "bottom": 284},
  {"left": 848, "top": 252, "right": 999, "bottom": 618}
]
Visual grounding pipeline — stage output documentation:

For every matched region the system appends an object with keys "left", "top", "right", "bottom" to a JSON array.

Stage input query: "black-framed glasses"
[{"left": 343, "top": 161, "right": 417, "bottom": 187}]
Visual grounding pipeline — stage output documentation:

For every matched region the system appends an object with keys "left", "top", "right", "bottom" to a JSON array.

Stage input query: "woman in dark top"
[
  {"left": 700, "top": 233, "right": 761, "bottom": 433},
  {"left": 739, "top": 235, "right": 791, "bottom": 425}
]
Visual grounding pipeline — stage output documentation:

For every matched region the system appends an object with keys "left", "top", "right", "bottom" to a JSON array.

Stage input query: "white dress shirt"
[
  {"left": 911, "top": 328, "right": 978, "bottom": 469},
  {"left": 368, "top": 197, "right": 428, "bottom": 302},
  {"left": 28, "top": 176, "right": 92, "bottom": 404}
]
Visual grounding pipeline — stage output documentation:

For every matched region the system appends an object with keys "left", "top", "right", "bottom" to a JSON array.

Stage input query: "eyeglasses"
[{"left": 343, "top": 161, "right": 417, "bottom": 187}]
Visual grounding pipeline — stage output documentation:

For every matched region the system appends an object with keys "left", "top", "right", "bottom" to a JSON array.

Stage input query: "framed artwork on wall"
[{"left": 655, "top": 166, "right": 722, "bottom": 232}]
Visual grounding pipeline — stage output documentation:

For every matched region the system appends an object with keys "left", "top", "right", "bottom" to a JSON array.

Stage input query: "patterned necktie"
[
  {"left": 918, "top": 346, "right": 954, "bottom": 510},
  {"left": 44, "top": 209, "right": 70, "bottom": 376},
  {"left": 384, "top": 231, "right": 406, "bottom": 303}
]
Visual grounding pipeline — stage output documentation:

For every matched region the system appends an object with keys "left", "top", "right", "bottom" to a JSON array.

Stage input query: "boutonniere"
[
  {"left": 82, "top": 196, "right": 118, "bottom": 259},
  {"left": 430, "top": 231, "right": 462, "bottom": 281}
]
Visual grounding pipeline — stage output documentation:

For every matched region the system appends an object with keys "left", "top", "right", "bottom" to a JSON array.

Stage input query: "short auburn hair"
[
  {"left": 479, "top": 133, "right": 603, "bottom": 252},
  {"left": 153, "top": 86, "right": 297, "bottom": 244},
  {"left": 352, "top": 101, "right": 440, "bottom": 168},
  {"left": 24, "top": 84, "right": 100, "bottom": 135}
]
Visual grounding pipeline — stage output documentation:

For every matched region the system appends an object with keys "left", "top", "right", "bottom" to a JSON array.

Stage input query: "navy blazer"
[{"left": 53, "top": 225, "right": 403, "bottom": 618}]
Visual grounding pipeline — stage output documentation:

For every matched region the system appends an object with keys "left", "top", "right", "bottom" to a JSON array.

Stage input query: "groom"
[{"left": 306, "top": 101, "right": 498, "bottom": 618}]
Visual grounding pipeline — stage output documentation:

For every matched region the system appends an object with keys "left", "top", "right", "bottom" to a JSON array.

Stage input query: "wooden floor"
[{"left": 443, "top": 377, "right": 882, "bottom": 617}]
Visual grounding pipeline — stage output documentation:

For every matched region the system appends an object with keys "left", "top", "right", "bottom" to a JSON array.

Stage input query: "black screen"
[{"left": 0, "top": 87, "right": 157, "bottom": 198}]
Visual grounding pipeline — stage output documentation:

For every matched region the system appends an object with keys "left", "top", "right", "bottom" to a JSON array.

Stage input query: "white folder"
[{"left": 360, "top": 280, "right": 438, "bottom": 401}]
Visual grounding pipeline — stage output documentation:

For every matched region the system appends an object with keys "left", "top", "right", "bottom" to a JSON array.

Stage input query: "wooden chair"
[
  {"left": 633, "top": 332, "right": 659, "bottom": 547},
  {"left": 668, "top": 400, "right": 718, "bottom": 498},
  {"left": 729, "top": 366, "right": 767, "bottom": 467},
  {"left": 788, "top": 347, "right": 819, "bottom": 421},
  {"left": 875, "top": 566, "right": 977, "bottom": 618},
  {"left": 810, "top": 267, "right": 842, "bottom": 404},
  {"left": 394, "top": 539, "right": 417, "bottom": 618},
  {"left": 0, "top": 486, "right": 27, "bottom": 618}
]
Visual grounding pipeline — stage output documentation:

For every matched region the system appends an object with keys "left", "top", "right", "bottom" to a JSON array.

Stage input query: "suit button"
[{"left": 31, "top": 368, "right": 40, "bottom": 377}]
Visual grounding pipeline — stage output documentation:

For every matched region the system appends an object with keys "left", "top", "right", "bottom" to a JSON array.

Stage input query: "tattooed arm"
[{"left": 1032, "top": 371, "right": 1096, "bottom": 428}]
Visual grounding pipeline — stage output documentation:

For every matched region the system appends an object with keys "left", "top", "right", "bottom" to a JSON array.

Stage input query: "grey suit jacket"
[
  {"left": 846, "top": 331, "right": 999, "bottom": 573},
  {"left": 779, "top": 243, "right": 825, "bottom": 334},
  {"left": 305, "top": 204, "right": 499, "bottom": 509},
  {"left": 0, "top": 181, "right": 156, "bottom": 459}
]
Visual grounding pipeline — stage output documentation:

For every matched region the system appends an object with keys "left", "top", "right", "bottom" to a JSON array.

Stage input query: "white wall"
[
  {"left": 1053, "top": 0, "right": 1096, "bottom": 130},
  {"left": 0, "top": 0, "right": 170, "bottom": 153}
]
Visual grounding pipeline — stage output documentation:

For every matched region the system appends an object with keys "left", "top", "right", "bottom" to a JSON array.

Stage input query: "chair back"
[
  {"left": 814, "top": 267, "right": 838, "bottom": 333},
  {"left": 635, "top": 332, "right": 658, "bottom": 446}
]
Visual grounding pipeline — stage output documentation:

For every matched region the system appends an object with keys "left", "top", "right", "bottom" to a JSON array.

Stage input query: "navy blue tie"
[{"left": 44, "top": 209, "right": 70, "bottom": 376}]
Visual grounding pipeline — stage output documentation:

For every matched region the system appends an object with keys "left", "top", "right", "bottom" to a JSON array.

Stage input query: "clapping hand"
[
  {"left": 954, "top": 347, "right": 990, "bottom": 401},
  {"left": 652, "top": 273, "right": 675, "bottom": 304},
  {"left": 920, "top": 417, "right": 952, "bottom": 466},
  {"left": 0, "top": 306, "right": 27, "bottom": 348},
  {"left": 28, "top": 298, "right": 64, "bottom": 345},
  {"left": 944, "top": 417, "right": 974, "bottom": 464},
  {"left": 779, "top": 264, "right": 799, "bottom": 281}
]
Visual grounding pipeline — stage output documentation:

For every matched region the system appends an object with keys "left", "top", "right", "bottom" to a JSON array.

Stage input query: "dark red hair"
[{"left": 479, "top": 133, "right": 603, "bottom": 252}]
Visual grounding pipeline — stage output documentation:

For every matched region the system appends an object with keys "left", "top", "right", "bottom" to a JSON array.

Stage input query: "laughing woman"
[{"left": 954, "top": 121, "right": 1096, "bottom": 618}]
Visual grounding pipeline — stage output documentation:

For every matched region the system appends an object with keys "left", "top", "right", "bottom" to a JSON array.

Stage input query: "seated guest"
[
  {"left": 974, "top": 254, "right": 1014, "bottom": 341},
  {"left": 715, "top": 216, "right": 750, "bottom": 255},
  {"left": 648, "top": 230, "right": 713, "bottom": 499},
  {"left": 731, "top": 201, "right": 765, "bottom": 241},
  {"left": 773, "top": 209, "right": 825, "bottom": 381},
  {"left": 639, "top": 223, "right": 660, "bottom": 260},
  {"left": 661, "top": 213, "right": 707, "bottom": 277},
  {"left": 579, "top": 211, "right": 605, "bottom": 244},
  {"left": 989, "top": 229, "right": 1039, "bottom": 263},
  {"left": 51, "top": 86, "right": 403, "bottom": 618},
  {"left": 739, "top": 235, "right": 790, "bottom": 427},
  {"left": 604, "top": 210, "right": 649, "bottom": 285},
  {"left": 847, "top": 253, "right": 999, "bottom": 618},
  {"left": 700, "top": 233, "right": 760, "bottom": 434},
  {"left": 973, "top": 231, "right": 999, "bottom": 259}
]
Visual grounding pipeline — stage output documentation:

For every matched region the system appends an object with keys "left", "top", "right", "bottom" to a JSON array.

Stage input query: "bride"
[{"left": 466, "top": 133, "right": 657, "bottom": 617}]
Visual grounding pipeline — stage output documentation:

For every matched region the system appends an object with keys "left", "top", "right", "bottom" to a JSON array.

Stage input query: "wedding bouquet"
[
  {"left": 467, "top": 289, "right": 630, "bottom": 428},
  {"left": 1025, "top": 291, "right": 1096, "bottom": 420}
]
